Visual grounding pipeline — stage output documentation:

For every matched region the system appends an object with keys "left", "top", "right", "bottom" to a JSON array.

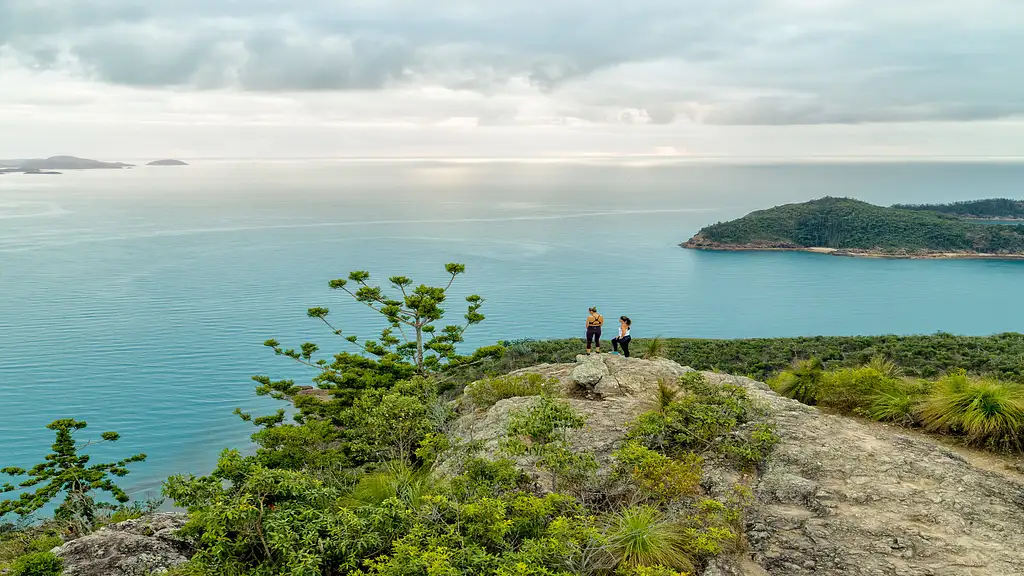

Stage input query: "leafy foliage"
[
  {"left": 894, "top": 198, "right": 1024, "bottom": 219},
  {"left": 816, "top": 366, "right": 905, "bottom": 414},
  {"left": 268, "top": 263, "right": 500, "bottom": 378},
  {"left": 626, "top": 373, "right": 777, "bottom": 472},
  {"left": 7, "top": 551, "right": 62, "bottom": 576},
  {"left": 503, "top": 397, "right": 598, "bottom": 494},
  {"left": 612, "top": 443, "right": 701, "bottom": 503},
  {"left": 692, "top": 196, "right": 1024, "bottom": 253},
  {"left": 0, "top": 420, "right": 146, "bottom": 535},
  {"left": 463, "top": 373, "right": 558, "bottom": 410}
]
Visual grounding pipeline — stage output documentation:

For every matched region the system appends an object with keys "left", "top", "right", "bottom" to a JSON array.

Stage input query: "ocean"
[{"left": 2, "top": 159, "right": 1023, "bottom": 502}]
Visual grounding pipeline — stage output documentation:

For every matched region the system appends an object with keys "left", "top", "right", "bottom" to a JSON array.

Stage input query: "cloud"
[{"left": 0, "top": 0, "right": 1022, "bottom": 149}]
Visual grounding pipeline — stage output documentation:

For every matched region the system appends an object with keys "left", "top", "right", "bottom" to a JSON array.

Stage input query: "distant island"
[
  {"left": 682, "top": 197, "right": 1024, "bottom": 259},
  {"left": 147, "top": 159, "right": 188, "bottom": 166},
  {"left": 21, "top": 156, "right": 133, "bottom": 170}
]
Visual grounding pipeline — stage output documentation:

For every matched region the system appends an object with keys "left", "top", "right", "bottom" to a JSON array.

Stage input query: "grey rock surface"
[
  {"left": 53, "top": 513, "right": 191, "bottom": 576},
  {"left": 451, "top": 355, "right": 1024, "bottom": 576}
]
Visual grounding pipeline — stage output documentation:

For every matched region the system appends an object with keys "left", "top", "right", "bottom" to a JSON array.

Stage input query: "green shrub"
[
  {"left": 866, "top": 379, "right": 929, "bottom": 426},
  {"left": 25, "top": 536, "right": 62, "bottom": 554},
  {"left": 505, "top": 396, "right": 587, "bottom": 449},
  {"left": 917, "top": 371, "right": 1024, "bottom": 451},
  {"left": 605, "top": 506, "right": 693, "bottom": 573},
  {"left": 613, "top": 443, "right": 702, "bottom": 502},
  {"left": 9, "top": 552, "right": 63, "bottom": 576},
  {"left": 721, "top": 423, "right": 780, "bottom": 470},
  {"left": 816, "top": 366, "right": 903, "bottom": 413},
  {"left": 769, "top": 357, "right": 824, "bottom": 404},
  {"left": 463, "top": 373, "right": 557, "bottom": 409}
]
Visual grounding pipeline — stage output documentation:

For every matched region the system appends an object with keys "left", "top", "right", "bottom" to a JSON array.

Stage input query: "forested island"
[{"left": 683, "top": 197, "right": 1024, "bottom": 258}]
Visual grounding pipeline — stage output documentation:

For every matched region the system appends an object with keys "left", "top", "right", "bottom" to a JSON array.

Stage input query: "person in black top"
[{"left": 585, "top": 307, "right": 604, "bottom": 354}]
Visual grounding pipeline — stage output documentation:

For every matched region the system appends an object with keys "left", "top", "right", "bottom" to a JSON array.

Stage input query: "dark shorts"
[{"left": 586, "top": 326, "right": 602, "bottom": 346}]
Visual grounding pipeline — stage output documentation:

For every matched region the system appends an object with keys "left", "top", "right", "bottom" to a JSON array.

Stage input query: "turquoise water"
[{"left": 2, "top": 160, "right": 1024, "bottom": 501}]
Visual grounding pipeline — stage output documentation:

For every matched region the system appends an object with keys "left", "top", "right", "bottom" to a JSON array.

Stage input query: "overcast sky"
[{"left": 1, "top": 0, "right": 1022, "bottom": 158}]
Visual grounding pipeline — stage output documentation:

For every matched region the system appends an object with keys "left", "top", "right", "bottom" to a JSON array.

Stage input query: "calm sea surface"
[{"left": 2, "top": 159, "right": 1024, "bottom": 501}]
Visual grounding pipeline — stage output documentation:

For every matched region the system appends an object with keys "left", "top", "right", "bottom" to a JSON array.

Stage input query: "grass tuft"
[
  {"left": 605, "top": 505, "right": 693, "bottom": 573},
  {"left": 768, "top": 357, "right": 824, "bottom": 405},
  {"left": 917, "top": 370, "right": 1024, "bottom": 451},
  {"left": 642, "top": 337, "right": 666, "bottom": 360}
]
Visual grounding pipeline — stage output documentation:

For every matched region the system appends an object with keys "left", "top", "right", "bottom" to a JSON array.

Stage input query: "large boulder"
[{"left": 53, "top": 513, "right": 191, "bottom": 576}]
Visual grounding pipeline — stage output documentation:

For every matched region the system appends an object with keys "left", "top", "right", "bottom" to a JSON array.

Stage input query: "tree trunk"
[{"left": 415, "top": 323, "right": 424, "bottom": 371}]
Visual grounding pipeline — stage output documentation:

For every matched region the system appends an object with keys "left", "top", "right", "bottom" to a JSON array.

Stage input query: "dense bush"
[
  {"left": 7, "top": 551, "right": 62, "bottom": 576},
  {"left": 772, "top": 360, "right": 1024, "bottom": 453},
  {"left": 894, "top": 198, "right": 1024, "bottom": 219},
  {"left": 626, "top": 373, "right": 777, "bottom": 471},
  {"left": 918, "top": 371, "right": 1024, "bottom": 452},
  {"left": 816, "top": 366, "right": 903, "bottom": 413},
  {"left": 463, "top": 373, "right": 558, "bottom": 409}
]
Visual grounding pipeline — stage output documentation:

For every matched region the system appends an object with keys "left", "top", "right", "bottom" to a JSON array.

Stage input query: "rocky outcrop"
[
  {"left": 731, "top": 371, "right": 1024, "bottom": 576},
  {"left": 53, "top": 513, "right": 191, "bottom": 576},
  {"left": 451, "top": 354, "right": 694, "bottom": 467},
  {"left": 452, "top": 355, "right": 1024, "bottom": 576}
]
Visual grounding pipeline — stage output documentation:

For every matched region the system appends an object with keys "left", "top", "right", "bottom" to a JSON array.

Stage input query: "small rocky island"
[
  {"left": 19, "top": 156, "right": 133, "bottom": 170},
  {"left": 147, "top": 159, "right": 188, "bottom": 166},
  {"left": 683, "top": 197, "right": 1024, "bottom": 259}
]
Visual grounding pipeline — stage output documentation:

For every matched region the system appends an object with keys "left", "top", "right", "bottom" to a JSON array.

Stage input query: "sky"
[{"left": 1, "top": 0, "right": 1022, "bottom": 159}]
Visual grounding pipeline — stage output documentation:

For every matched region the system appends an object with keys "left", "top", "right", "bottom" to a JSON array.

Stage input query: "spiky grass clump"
[
  {"left": 605, "top": 506, "right": 693, "bottom": 573},
  {"left": 865, "top": 354, "right": 904, "bottom": 379},
  {"left": 344, "top": 462, "right": 434, "bottom": 507},
  {"left": 867, "top": 387, "right": 919, "bottom": 425},
  {"left": 656, "top": 378, "right": 679, "bottom": 412},
  {"left": 642, "top": 336, "right": 666, "bottom": 360},
  {"left": 917, "top": 370, "right": 1024, "bottom": 451},
  {"left": 768, "top": 357, "right": 824, "bottom": 405}
]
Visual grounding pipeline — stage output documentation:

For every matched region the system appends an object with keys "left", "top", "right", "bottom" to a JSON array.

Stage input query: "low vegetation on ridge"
[{"left": 768, "top": 358, "right": 1024, "bottom": 452}]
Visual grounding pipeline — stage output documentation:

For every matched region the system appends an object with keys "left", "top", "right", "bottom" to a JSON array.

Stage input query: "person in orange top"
[{"left": 585, "top": 306, "right": 604, "bottom": 354}]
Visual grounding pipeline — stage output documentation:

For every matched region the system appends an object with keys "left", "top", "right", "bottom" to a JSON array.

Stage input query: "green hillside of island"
[
  {"left": 683, "top": 197, "right": 1024, "bottom": 257},
  {"left": 893, "top": 198, "right": 1024, "bottom": 219}
]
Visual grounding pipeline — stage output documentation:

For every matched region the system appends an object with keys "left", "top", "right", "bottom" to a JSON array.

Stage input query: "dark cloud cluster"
[{"left": 1, "top": 0, "right": 1022, "bottom": 125}]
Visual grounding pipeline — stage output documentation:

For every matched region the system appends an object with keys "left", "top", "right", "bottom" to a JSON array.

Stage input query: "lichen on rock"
[{"left": 52, "top": 513, "right": 191, "bottom": 576}]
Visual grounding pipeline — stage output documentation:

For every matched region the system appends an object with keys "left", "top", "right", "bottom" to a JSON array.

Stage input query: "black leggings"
[
  {"left": 612, "top": 335, "right": 631, "bottom": 357},
  {"left": 586, "top": 326, "right": 602, "bottom": 349}
]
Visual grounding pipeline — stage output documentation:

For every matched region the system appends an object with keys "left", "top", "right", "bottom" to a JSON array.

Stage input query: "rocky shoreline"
[{"left": 681, "top": 235, "right": 1024, "bottom": 260}]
